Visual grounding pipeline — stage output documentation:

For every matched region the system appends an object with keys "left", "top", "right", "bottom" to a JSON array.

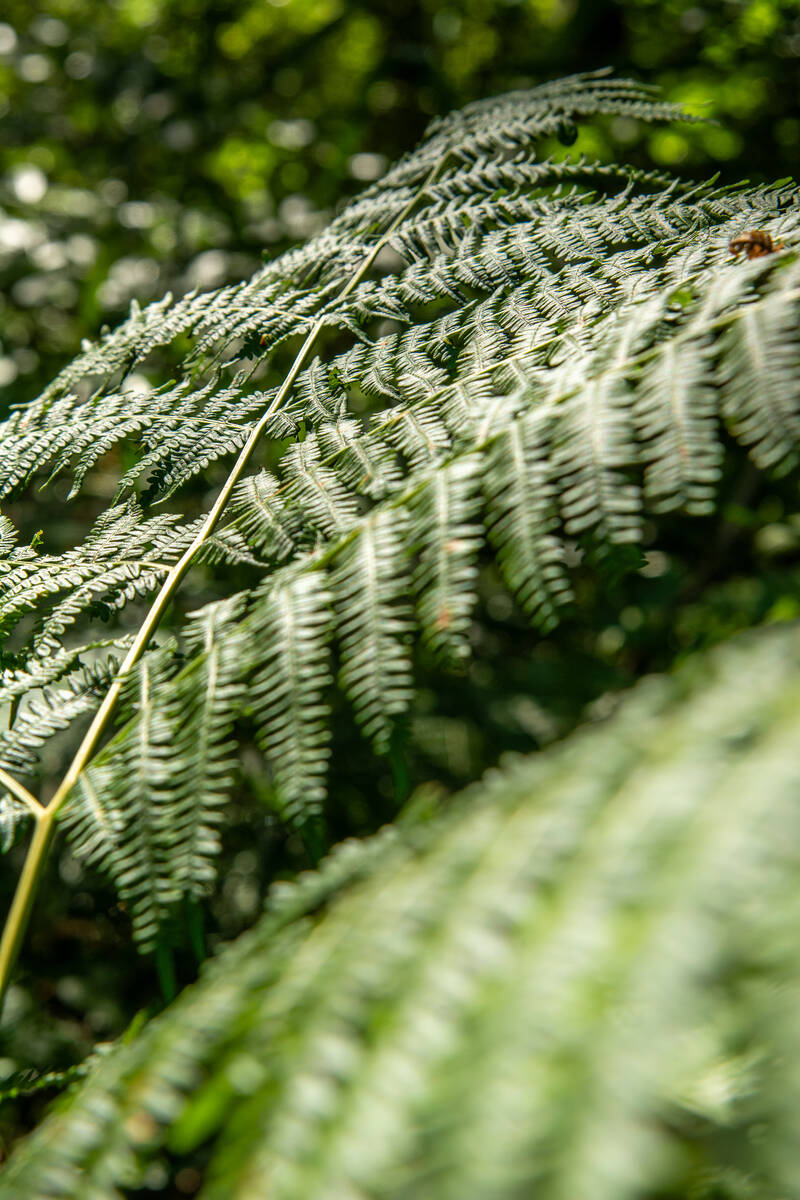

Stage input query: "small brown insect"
[{"left": 729, "top": 229, "right": 785, "bottom": 260}]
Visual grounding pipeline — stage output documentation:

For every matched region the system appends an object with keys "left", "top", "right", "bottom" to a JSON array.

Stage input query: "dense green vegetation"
[{"left": 1, "top": 4, "right": 800, "bottom": 1195}]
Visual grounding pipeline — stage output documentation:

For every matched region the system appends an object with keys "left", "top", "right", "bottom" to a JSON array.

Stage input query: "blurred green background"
[{"left": 1, "top": 0, "right": 799, "bottom": 411}]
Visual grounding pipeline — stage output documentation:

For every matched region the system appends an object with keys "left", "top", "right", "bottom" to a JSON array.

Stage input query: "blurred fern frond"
[{"left": 3, "top": 623, "right": 800, "bottom": 1198}]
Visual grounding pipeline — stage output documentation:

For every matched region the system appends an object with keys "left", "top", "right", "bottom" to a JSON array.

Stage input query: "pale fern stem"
[
  {"left": 0, "top": 164, "right": 439, "bottom": 1011},
  {"left": 0, "top": 767, "right": 43, "bottom": 818}
]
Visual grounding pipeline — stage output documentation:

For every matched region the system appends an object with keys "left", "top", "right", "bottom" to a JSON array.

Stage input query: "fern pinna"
[{"left": 0, "top": 72, "right": 799, "bottom": 1009}]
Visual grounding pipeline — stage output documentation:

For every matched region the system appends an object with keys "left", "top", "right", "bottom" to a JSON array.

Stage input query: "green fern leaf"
[
  {"left": 333, "top": 510, "right": 414, "bottom": 751},
  {"left": 247, "top": 570, "right": 333, "bottom": 829},
  {"left": 410, "top": 454, "right": 483, "bottom": 663}
]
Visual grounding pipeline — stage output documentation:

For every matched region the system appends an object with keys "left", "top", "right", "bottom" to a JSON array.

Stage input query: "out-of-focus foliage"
[
  {"left": 4, "top": 622, "right": 800, "bottom": 1199},
  {"left": 1, "top": 0, "right": 799, "bottom": 408}
]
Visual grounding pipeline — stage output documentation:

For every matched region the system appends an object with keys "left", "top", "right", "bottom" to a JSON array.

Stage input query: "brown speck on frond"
[
  {"left": 729, "top": 229, "right": 785, "bottom": 260},
  {"left": 434, "top": 607, "right": 452, "bottom": 630}
]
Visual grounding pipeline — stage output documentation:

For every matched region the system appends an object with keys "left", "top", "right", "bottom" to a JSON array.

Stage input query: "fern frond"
[
  {"left": 316, "top": 415, "right": 402, "bottom": 500},
  {"left": 634, "top": 337, "right": 721, "bottom": 513},
  {"left": 383, "top": 402, "right": 452, "bottom": 471},
  {"left": 0, "top": 502, "right": 197, "bottom": 657},
  {"left": 49, "top": 249, "right": 800, "bottom": 929},
  {"left": 0, "top": 655, "right": 119, "bottom": 780},
  {"left": 718, "top": 281, "right": 800, "bottom": 473},
  {"left": 333, "top": 509, "right": 414, "bottom": 751},
  {"left": 5, "top": 623, "right": 800, "bottom": 1199},
  {"left": 0, "top": 797, "right": 30, "bottom": 852},
  {"left": 60, "top": 602, "right": 248, "bottom": 949},
  {"left": 2, "top": 72, "right": 800, "bottom": 974},
  {"left": 0, "top": 75, "right": 701, "bottom": 508},
  {"left": 228, "top": 469, "right": 301, "bottom": 560},
  {"left": 408, "top": 71, "right": 695, "bottom": 174},
  {"left": 247, "top": 571, "right": 333, "bottom": 828},
  {"left": 0, "top": 167, "right": 785, "bottom": 508},
  {"left": 484, "top": 409, "right": 571, "bottom": 627},
  {"left": 17, "top": 236, "right": 797, "bottom": 955},
  {"left": 61, "top": 646, "right": 180, "bottom": 949},
  {"left": 0, "top": 638, "right": 132, "bottom": 708},
  {"left": 156, "top": 597, "right": 247, "bottom": 899},
  {"left": 280, "top": 434, "right": 361, "bottom": 539},
  {"left": 554, "top": 368, "right": 643, "bottom": 542},
  {"left": 410, "top": 455, "right": 483, "bottom": 663}
]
